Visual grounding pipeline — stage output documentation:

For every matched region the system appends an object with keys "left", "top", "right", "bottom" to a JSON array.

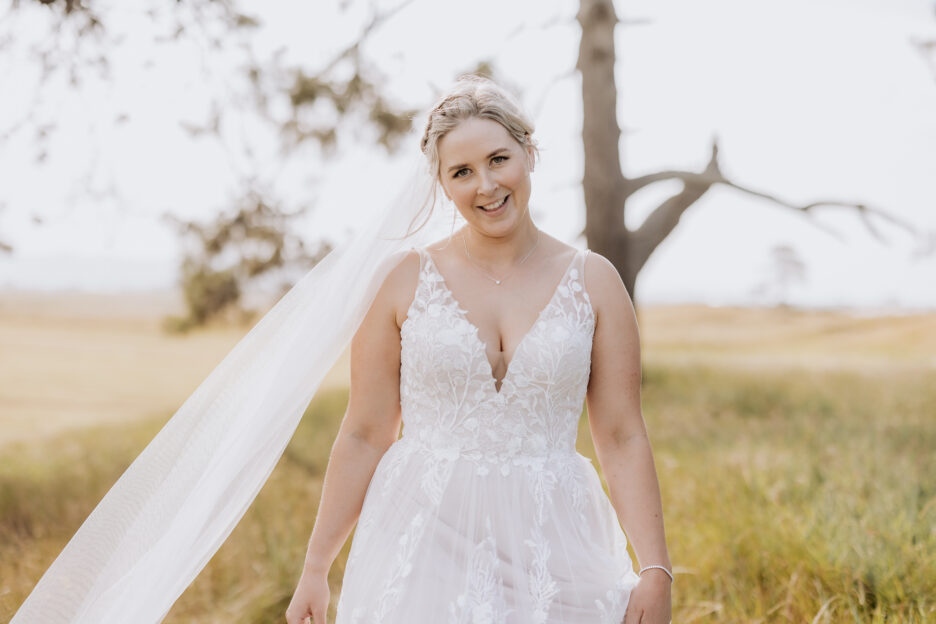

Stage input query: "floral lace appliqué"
[
  {"left": 448, "top": 516, "right": 513, "bottom": 624},
  {"left": 524, "top": 525, "right": 559, "bottom": 623}
]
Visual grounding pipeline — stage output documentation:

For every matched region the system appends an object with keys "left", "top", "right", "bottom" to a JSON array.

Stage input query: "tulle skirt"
[{"left": 335, "top": 436, "right": 640, "bottom": 623}]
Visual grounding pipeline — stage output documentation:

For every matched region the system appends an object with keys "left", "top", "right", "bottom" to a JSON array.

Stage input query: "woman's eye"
[
  {"left": 492, "top": 156, "right": 508, "bottom": 164},
  {"left": 453, "top": 168, "right": 469, "bottom": 178}
]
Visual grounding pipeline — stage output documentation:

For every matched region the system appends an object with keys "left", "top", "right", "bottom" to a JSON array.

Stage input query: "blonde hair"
[{"left": 421, "top": 75, "right": 538, "bottom": 179}]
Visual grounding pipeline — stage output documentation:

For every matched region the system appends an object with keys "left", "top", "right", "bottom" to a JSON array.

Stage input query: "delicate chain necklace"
[{"left": 461, "top": 229, "right": 540, "bottom": 286}]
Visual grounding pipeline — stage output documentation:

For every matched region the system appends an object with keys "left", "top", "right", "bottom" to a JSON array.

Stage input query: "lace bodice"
[{"left": 398, "top": 247, "right": 594, "bottom": 472}]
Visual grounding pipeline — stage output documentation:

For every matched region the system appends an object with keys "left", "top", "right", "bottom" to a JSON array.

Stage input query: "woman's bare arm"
[
  {"left": 303, "top": 250, "right": 420, "bottom": 573},
  {"left": 583, "top": 252, "right": 672, "bottom": 577}
]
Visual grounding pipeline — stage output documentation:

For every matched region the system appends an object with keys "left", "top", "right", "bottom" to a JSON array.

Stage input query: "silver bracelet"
[{"left": 638, "top": 564, "right": 674, "bottom": 583}]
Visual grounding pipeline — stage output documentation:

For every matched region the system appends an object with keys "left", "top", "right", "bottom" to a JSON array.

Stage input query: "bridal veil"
[{"left": 11, "top": 129, "right": 452, "bottom": 623}]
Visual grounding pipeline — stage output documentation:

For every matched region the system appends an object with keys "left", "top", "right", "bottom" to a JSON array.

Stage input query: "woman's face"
[{"left": 436, "top": 116, "right": 535, "bottom": 238}]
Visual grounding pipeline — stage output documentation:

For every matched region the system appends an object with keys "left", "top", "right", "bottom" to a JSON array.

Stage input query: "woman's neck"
[{"left": 458, "top": 220, "right": 541, "bottom": 268}]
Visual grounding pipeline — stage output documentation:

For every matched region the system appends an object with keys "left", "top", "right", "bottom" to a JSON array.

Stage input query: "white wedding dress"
[{"left": 334, "top": 246, "right": 640, "bottom": 623}]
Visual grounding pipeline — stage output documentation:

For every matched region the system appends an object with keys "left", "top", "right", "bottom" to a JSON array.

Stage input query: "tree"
[
  {"left": 748, "top": 244, "right": 807, "bottom": 307},
  {"left": 576, "top": 0, "right": 921, "bottom": 307},
  {"left": 0, "top": 0, "right": 415, "bottom": 327},
  {"left": 161, "top": 186, "right": 332, "bottom": 332}
]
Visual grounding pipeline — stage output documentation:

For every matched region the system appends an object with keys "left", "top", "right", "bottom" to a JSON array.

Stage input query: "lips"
[{"left": 478, "top": 194, "right": 509, "bottom": 212}]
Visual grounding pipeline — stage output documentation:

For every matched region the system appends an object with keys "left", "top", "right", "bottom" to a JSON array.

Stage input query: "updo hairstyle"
[{"left": 420, "top": 75, "right": 539, "bottom": 179}]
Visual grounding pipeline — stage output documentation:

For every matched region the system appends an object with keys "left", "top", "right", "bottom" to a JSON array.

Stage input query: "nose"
[{"left": 477, "top": 170, "right": 498, "bottom": 197}]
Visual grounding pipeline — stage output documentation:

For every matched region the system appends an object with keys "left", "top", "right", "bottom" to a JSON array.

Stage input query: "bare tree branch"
[
  {"left": 318, "top": 0, "right": 417, "bottom": 76},
  {"left": 628, "top": 139, "right": 919, "bottom": 274}
]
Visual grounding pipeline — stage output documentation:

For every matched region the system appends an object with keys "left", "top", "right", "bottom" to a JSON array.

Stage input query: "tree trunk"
[{"left": 576, "top": 0, "right": 638, "bottom": 301}]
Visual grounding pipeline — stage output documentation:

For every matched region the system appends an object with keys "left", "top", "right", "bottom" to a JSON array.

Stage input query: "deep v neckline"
[{"left": 423, "top": 248, "right": 581, "bottom": 396}]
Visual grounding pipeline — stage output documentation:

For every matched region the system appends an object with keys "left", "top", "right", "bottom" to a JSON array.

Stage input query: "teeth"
[{"left": 480, "top": 196, "right": 507, "bottom": 211}]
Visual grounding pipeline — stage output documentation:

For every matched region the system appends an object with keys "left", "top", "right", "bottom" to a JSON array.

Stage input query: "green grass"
[{"left": 2, "top": 368, "right": 934, "bottom": 623}]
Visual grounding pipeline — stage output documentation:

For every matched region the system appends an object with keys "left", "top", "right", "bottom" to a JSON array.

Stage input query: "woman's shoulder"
[
  {"left": 581, "top": 248, "right": 618, "bottom": 281},
  {"left": 580, "top": 248, "right": 633, "bottom": 316},
  {"left": 373, "top": 248, "right": 422, "bottom": 329}
]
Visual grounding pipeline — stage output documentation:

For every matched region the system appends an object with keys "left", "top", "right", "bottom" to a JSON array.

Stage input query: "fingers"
[
  {"left": 285, "top": 608, "right": 313, "bottom": 624},
  {"left": 622, "top": 604, "right": 641, "bottom": 624}
]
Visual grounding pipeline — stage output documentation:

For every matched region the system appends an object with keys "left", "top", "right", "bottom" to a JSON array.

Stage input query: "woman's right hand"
[{"left": 285, "top": 568, "right": 330, "bottom": 624}]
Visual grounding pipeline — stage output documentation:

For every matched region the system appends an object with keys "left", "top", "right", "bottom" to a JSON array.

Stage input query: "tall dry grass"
[{"left": 2, "top": 363, "right": 933, "bottom": 622}]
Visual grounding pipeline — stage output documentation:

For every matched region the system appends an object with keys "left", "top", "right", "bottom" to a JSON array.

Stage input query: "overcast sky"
[{"left": 1, "top": 0, "right": 934, "bottom": 311}]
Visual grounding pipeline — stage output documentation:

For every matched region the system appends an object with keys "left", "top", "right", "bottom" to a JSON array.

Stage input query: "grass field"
[{"left": 1, "top": 292, "right": 934, "bottom": 622}]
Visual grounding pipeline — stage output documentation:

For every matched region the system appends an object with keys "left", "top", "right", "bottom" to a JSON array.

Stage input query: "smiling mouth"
[{"left": 479, "top": 195, "right": 509, "bottom": 212}]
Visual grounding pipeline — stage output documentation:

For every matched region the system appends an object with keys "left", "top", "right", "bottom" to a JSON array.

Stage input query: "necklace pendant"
[{"left": 461, "top": 228, "right": 540, "bottom": 288}]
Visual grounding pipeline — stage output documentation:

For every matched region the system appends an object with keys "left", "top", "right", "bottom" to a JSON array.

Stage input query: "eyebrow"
[{"left": 446, "top": 147, "right": 510, "bottom": 174}]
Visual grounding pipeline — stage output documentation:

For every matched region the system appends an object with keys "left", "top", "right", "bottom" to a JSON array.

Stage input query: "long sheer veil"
[{"left": 11, "top": 127, "right": 452, "bottom": 623}]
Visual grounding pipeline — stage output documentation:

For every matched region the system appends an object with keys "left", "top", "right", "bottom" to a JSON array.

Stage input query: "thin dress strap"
[
  {"left": 410, "top": 245, "right": 426, "bottom": 272},
  {"left": 576, "top": 248, "right": 592, "bottom": 306}
]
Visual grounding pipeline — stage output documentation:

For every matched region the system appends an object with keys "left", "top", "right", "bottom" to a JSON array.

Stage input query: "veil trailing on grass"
[{"left": 11, "top": 130, "right": 450, "bottom": 623}]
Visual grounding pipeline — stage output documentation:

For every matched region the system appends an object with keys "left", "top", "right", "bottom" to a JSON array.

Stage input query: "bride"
[
  {"left": 285, "top": 76, "right": 673, "bottom": 624},
  {"left": 10, "top": 75, "right": 670, "bottom": 624}
]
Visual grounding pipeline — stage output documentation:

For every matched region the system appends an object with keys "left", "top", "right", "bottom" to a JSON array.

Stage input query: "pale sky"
[{"left": 1, "top": 0, "right": 934, "bottom": 311}]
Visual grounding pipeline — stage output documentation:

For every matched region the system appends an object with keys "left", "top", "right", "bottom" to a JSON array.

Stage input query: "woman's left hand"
[{"left": 622, "top": 571, "right": 672, "bottom": 624}]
